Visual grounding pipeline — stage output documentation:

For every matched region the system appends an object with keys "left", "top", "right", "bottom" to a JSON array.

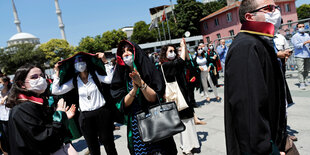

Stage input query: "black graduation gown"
[
  {"left": 8, "top": 101, "right": 68, "bottom": 155},
  {"left": 111, "top": 40, "right": 177, "bottom": 155},
  {"left": 224, "top": 32, "right": 287, "bottom": 154},
  {"left": 162, "top": 58, "right": 194, "bottom": 119}
]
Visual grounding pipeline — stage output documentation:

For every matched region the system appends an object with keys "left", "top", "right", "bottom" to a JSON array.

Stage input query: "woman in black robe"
[
  {"left": 159, "top": 39, "right": 200, "bottom": 155},
  {"left": 6, "top": 64, "right": 76, "bottom": 155},
  {"left": 110, "top": 40, "right": 177, "bottom": 155}
]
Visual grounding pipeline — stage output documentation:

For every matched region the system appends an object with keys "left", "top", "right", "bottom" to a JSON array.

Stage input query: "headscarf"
[
  {"left": 111, "top": 40, "right": 165, "bottom": 102},
  {"left": 56, "top": 52, "right": 107, "bottom": 86}
]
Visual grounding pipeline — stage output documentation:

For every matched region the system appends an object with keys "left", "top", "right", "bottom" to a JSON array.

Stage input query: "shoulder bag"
[{"left": 160, "top": 65, "right": 189, "bottom": 111}]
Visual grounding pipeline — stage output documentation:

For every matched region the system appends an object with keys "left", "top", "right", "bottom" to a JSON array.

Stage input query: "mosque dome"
[{"left": 7, "top": 32, "right": 40, "bottom": 46}]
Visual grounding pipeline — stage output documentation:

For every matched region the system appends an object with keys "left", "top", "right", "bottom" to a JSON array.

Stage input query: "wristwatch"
[{"left": 140, "top": 82, "right": 147, "bottom": 90}]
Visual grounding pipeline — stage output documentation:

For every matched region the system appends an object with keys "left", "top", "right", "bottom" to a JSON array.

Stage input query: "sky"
[{"left": 0, "top": 0, "right": 308, "bottom": 48}]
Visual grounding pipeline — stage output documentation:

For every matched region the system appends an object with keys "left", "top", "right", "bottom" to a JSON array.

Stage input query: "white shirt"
[
  {"left": 52, "top": 65, "right": 113, "bottom": 112},
  {"left": 274, "top": 33, "right": 290, "bottom": 51},
  {"left": 196, "top": 56, "right": 208, "bottom": 71},
  {"left": 0, "top": 92, "right": 10, "bottom": 121}
]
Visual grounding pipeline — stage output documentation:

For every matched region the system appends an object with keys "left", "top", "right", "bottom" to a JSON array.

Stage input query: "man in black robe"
[{"left": 224, "top": 0, "right": 287, "bottom": 154}]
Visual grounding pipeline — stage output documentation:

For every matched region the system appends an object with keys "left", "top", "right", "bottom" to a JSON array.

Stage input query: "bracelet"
[
  {"left": 141, "top": 83, "right": 147, "bottom": 91},
  {"left": 128, "top": 93, "right": 135, "bottom": 98}
]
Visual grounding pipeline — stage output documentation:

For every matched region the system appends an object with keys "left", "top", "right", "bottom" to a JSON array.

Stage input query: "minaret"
[
  {"left": 54, "top": 0, "right": 66, "bottom": 40},
  {"left": 11, "top": 0, "right": 22, "bottom": 33}
]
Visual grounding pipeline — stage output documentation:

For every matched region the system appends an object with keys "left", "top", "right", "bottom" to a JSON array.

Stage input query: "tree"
[
  {"left": 0, "top": 43, "right": 46, "bottom": 75},
  {"left": 39, "top": 39, "right": 75, "bottom": 67},
  {"left": 77, "top": 29, "right": 126, "bottom": 53},
  {"left": 297, "top": 4, "right": 310, "bottom": 20},
  {"left": 102, "top": 29, "right": 127, "bottom": 49},
  {"left": 131, "top": 21, "right": 157, "bottom": 44},
  {"left": 76, "top": 36, "right": 97, "bottom": 53},
  {"left": 173, "top": 0, "right": 226, "bottom": 37},
  {"left": 174, "top": 0, "right": 205, "bottom": 37}
]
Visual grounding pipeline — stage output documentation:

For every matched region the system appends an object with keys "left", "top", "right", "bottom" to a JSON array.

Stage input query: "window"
[
  {"left": 203, "top": 22, "right": 208, "bottom": 31},
  {"left": 227, "top": 13, "right": 232, "bottom": 22},
  {"left": 217, "top": 33, "right": 221, "bottom": 39},
  {"left": 287, "top": 20, "right": 292, "bottom": 28},
  {"left": 206, "top": 36, "right": 211, "bottom": 43},
  {"left": 215, "top": 18, "right": 219, "bottom": 26},
  {"left": 229, "top": 30, "right": 235, "bottom": 36},
  {"left": 285, "top": 3, "right": 291, "bottom": 12}
]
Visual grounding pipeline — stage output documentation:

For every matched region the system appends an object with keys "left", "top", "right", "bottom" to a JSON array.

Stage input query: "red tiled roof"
[{"left": 200, "top": 1, "right": 241, "bottom": 22}]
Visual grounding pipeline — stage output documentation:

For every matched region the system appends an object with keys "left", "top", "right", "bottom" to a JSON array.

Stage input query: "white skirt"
[{"left": 180, "top": 118, "right": 200, "bottom": 153}]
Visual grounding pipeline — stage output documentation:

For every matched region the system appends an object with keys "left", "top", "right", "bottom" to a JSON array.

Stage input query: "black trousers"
[
  {"left": 79, "top": 105, "right": 117, "bottom": 155},
  {"left": 0, "top": 120, "right": 9, "bottom": 153}
]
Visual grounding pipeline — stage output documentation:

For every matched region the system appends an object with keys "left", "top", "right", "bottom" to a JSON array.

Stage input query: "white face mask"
[
  {"left": 265, "top": 9, "right": 282, "bottom": 32},
  {"left": 0, "top": 84, "right": 3, "bottom": 91},
  {"left": 298, "top": 28, "right": 305, "bottom": 33},
  {"left": 209, "top": 45, "right": 214, "bottom": 50},
  {"left": 74, "top": 62, "right": 87, "bottom": 72},
  {"left": 123, "top": 55, "right": 133, "bottom": 67},
  {"left": 167, "top": 52, "right": 176, "bottom": 60},
  {"left": 27, "top": 77, "right": 47, "bottom": 94},
  {"left": 198, "top": 49, "right": 203, "bottom": 54}
]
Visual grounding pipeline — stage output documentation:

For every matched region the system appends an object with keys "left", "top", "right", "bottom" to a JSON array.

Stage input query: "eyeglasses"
[
  {"left": 249, "top": 5, "right": 280, "bottom": 13},
  {"left": 29, "top": 73, "right": 45, "bottom": 80}
]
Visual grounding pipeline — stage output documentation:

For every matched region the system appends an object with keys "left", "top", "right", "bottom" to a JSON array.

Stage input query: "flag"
[
  {"left": 149, "top": 19, "right": 158, "bottom": 31},
  {"left": 162, "top": 10, "right": 166, "bottom": 22}
]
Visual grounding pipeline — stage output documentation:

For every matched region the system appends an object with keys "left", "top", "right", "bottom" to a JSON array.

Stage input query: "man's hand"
[{"left": 277, "top": 51, "right": 288, "bottom": 59}]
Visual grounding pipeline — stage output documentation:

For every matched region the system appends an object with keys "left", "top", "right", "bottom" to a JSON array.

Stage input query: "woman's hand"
[
  {"left": 199, "top": 66, "right": 204, "bottom": 71},
  {"left": 207, "top": 66, "right": 211, "bottom": 72},
  {"left": 66, "top": 104, "right": 76, "bottom": 119},
  {"left": 180, "top": 38, "right": 186, "bottom": 48},
  {"left": 0, "top": 96, "right": 7, "bottom": 105},
  {"left": 56, "top": 98, "right": 76, "bottom": 119},
  {"left": 213, "top": 55, "right": 217, "bottom": 60},
  {"left": 96, "top": 52, "right": 108, "bottom": 63},
  {"left": 54, "top": 62, "right": 60, "bottom": 77},
  {"left": 129, "top": 68, "right": 143, "bottom": 87}
]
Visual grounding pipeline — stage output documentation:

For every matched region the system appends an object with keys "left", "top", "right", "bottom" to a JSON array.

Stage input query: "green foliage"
[
  {"left": 102, "top": 29, "right": 127, "bottom": 49},
  {"left": 39, "top": 39, "right": 75, "bottom": 67},
  {"left": 174, "top": 0, "right": 205, "bottom": 37},
  {"left": 202, "top": 0, "right": 227, "bottom": 17},
  {"left": 131, "top": 21, "right": 157, "bottom": 44},
  {"left": 174, "top": 0, "right": 226, "bottom": 37},
  {"left": 0, "top": 43, "right": 46, "bottom": 75},
  {"left": 297, "top": 4, "right": 310, "bottom": 20},
  {"left": 77, "top": 29, "right": 126, "bottom": 53}
]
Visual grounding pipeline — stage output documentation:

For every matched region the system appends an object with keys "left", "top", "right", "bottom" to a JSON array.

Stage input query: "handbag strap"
[
  {"left": 160, "top": 65, "right": 168, "bottom": 84},
  {"left": 160, "top": 64, "right": 177, "bottom": 83}
]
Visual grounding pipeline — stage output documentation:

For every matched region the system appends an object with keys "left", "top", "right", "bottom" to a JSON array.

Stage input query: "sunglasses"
[
  {"left": 29, "top": 73, "right": 45, "bottom": 80},
  {"left": 74, "top": 57, "right": 85, "bottom": 63},
  {"left": 249, "top": 5, "right": 280, "bottom": 13}
]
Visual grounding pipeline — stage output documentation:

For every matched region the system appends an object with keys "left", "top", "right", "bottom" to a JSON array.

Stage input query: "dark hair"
[
  {"left": 239, "top": 0, "right": 258, "bottom": 24},
  {"left": 159, "top": 44, "right": 177, "bottom": 63},
  {"left": 297, "top": 23, "right": 305, "bottom": 27},
  {"left": 6, "top": 64, "right": 45, "bottom": 108},
  {"left": 0, "top": 76, "right": 12, "bottom": 91}
]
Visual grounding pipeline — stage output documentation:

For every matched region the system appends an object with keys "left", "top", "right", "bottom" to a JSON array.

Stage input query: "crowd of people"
[{"left": 0, "top": 0, "right": 310, "bottom": 154}]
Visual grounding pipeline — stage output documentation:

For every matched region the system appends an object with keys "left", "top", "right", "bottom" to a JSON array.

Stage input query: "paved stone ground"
[{"left": 72, "top": 71, "right": 310, "bottom": 155}]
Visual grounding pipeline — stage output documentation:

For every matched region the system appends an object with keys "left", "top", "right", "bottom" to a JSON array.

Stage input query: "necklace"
[{"left": 85, "top": 85, "right": 91, "bottom": 100}]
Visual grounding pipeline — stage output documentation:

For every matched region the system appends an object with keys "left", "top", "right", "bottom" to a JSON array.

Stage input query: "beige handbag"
[{"left": 161, "top": 66, "right": 189, "bottom": 111}]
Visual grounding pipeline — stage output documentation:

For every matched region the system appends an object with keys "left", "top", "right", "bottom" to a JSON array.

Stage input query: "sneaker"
[{"left": 300, "top": 83, "right": 306, "bottom": 90}]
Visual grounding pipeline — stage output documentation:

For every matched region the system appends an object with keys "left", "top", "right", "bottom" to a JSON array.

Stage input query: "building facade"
[{"left": 199, "top": 0, "right": 298, "bottom": 44}]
